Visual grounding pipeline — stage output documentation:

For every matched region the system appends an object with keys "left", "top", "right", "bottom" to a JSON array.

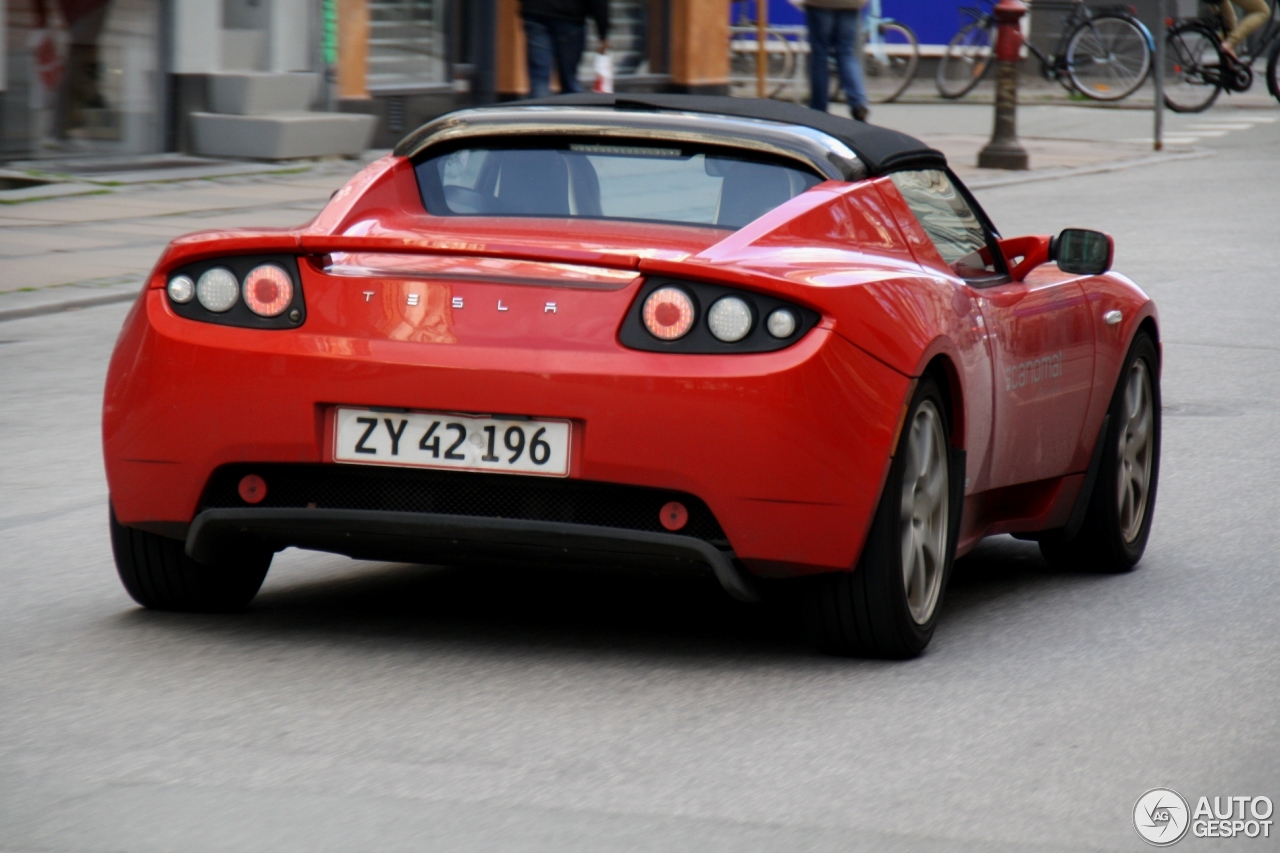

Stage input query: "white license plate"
[{"left": 333, "top": 408, "right": 571, "bottom": 477}]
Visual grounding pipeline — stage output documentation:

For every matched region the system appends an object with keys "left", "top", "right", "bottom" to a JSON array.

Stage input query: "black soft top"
[{"left": 505, "top": 93, "right": 945, "bottom": 175}]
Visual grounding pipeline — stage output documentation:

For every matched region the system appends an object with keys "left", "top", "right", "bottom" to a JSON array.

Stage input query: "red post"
[
  {"left": 978, "top": 0, "right": 1029, "bottom": 170},
  {"left": 992, "top": 0, "right": 1026, "bottom": 62}
]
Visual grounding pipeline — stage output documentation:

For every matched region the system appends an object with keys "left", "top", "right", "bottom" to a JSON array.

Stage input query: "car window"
[
  {"left": 416, "top": 142, "right": 824, "bottom": 230},
  {"left": 889, "top": 169, "right": 999, "bottom": 280}
]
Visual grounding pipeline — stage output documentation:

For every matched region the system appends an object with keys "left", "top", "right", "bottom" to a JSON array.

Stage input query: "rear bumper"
[
  {"left": 105, "top": 287, "right": 911, "bottom": 576},
  {"left": 188, "top": 507, "right": 762, "bottom": 602}
]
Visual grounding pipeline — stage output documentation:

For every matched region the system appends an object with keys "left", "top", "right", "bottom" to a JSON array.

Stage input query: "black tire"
[
  {"left": 1041, "top": 333, "right": 1161, "bottom": 573},
  {"left": 864, "top": 22, "right": 919, "bottom": 104},
  {"left": 937, "top": 20, "right": 993, "bottom": 99},
  {"left": 1163, "top": 22, "right": 1224, "bottom": 113},
  {"left": 1065, "top": 14, "right": 1152, "bottom": 101},
  {"left": 109, "top": 505, "right": 271, "bottom": 612},
  {"left": 1267, "top": 39, "right": 1280, "bottom": 103},
  {"left": 803, "top": 376, "right": 960, "bottom": 658}
]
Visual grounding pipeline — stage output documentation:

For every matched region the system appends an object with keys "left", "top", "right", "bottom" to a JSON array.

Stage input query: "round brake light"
[
  {"left": 642, "top": 287, "right": 695, "bottom": 340},
  {"left": 243, "top": 264, "right": 294, "bottom": 317}
]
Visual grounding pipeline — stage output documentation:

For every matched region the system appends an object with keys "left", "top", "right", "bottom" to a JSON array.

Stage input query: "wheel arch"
[
  {"left": 919, "top": 352, "right": 966, "bottom": 451},
  {"left": 1136, "top": 314, "right": 1161, "bottom": 369}
]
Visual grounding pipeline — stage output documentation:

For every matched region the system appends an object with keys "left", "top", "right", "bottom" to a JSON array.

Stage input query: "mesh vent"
[{"left": 200, "top": 464, "right": 729, "bottom": 545}]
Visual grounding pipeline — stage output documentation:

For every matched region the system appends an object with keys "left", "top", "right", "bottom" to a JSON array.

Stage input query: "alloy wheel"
[
  {"left": 1116, "top": 360, "right": 1154, "bottom": 543},
  {"left": 899, "top": 401, "right": 949, "bottom": 624}
]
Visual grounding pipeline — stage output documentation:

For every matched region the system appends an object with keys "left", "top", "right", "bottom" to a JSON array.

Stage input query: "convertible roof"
[{"left": 501, "top": 93, "right": 946, "bottom": 175}]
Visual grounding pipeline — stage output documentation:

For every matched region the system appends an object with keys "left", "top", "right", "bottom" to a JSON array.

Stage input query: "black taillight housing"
[
  {"left": 619, "top": 277, "right": 819, "bottom": 354},
  {"left": 164, "top": 255, "right": 305, "bottom": 329}
]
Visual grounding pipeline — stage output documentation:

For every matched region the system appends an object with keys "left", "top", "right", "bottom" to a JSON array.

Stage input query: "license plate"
[{"left": 333, "top": 408, "right": 571, "bottom": 477}]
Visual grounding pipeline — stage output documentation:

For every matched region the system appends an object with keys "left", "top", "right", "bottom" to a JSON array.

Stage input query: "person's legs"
[
  {"left": 547, "top": 17, "right": 587, "bottom": 94},
  {"left": 833, "top": 9, "right": 869, "bottom": 118},
  {"left": 523, "top": 15, "right": 554, "bottom": 98},
  {"left": 1224, "top": 0, "right": 1270, "bottom": 53},
  {"left": 806, "top": 7, "right": 834, "bottom": 111}
]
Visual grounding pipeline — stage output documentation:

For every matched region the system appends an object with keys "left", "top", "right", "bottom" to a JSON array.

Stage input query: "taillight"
[
  {"left": 195, "top": 267, "right": 239, "bottom": 313},
  {"left": 766, "top": 308, "right": 797, "bottom": 339},
  {"left": 166, "top": 274, "right": 195, "bottom": 304},
  {"left": 707, "top": 296, "right": 753, "bottom": 342},
  {"left": 642, "top": 286, "right": 696, "bottom": 340},
  {"left": 243, "top": 264, "right": 294, "bottom": 317},
  {"left": 165, "top": 255, "right": 305, "bottom": 329}
]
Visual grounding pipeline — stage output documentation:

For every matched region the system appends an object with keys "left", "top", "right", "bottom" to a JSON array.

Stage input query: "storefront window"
[
  {"left": 580, "top": 0, "right": 668, "bottom": 83},
  {"left": 367, "top": 0, "right": 451, "bottom": 90},
  {"left": 2, "top": 0, "right": 161, "bottom": 159}
]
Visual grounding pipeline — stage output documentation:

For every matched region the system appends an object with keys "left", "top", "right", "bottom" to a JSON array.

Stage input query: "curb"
[
  {"left": 0, "top": 287, "right": 139, "bottom": 324},
  {"left": 965, "top": 147, "right": 1211, "bottom": 190}
]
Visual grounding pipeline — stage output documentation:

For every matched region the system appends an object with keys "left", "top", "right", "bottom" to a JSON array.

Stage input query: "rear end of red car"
[{"left": 104, "top": 143, "right": 909, "bottom": 611}]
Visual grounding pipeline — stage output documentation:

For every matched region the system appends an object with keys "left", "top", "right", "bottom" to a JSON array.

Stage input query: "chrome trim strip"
[{"left": 397, "top": 107, "right": 866, "bottom": 181}]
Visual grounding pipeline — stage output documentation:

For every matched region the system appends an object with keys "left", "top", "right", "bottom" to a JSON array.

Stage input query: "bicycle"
[
  {"left": 851, "top": 0, "right": 921, "bottom": 104},
  {"left": 936, "top": 0, "right": 1153, "bottom": 102},
  {"left": 1163, "top": 0, "right": 1280, "bottom": 112}
]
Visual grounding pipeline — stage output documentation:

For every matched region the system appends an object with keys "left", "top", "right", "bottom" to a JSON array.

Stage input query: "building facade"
[
  {"left": 0, "top": 0, "right": 733, "bottom": 160},
  {"left": 0, "top": 1, "right": 1204, "bottom": 163}
]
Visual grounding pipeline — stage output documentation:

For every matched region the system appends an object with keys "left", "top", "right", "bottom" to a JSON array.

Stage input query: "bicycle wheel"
[
  {"left": 937, "top": 20, "right": 993, "bottom": 99},
  {"left": 864, "top": 22, "right": 920, "bottom": 103},
  {"left": 1066, "top": 14, "right": 1152, "bottom": 100},
  {"left": 1163, "top": 21, "right": 1224, "bottom": 113}
]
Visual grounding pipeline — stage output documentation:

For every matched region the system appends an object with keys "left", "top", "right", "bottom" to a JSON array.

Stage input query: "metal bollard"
[{"left": 977, "top": 0, "right": 1030, "bottom": 170}]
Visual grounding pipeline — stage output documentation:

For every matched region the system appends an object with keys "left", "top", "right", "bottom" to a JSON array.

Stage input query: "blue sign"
[{"left": 731, "top": 1, "right": 971, "bottom": 47}]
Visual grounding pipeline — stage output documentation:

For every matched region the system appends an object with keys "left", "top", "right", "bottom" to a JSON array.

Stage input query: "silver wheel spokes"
[
  {"left": 1117, "top": 361, "right": 1154, "bottom": 543},
  {"left": 899, "top": 402, "right": 949, "bottom": 625}
]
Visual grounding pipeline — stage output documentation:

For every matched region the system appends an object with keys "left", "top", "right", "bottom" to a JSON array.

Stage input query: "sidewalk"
[
  {"left": 0, "top": 156, "right": 379, "bottom": 320},
  {"left": 0, "top": 99, "right": 1231, "bottom": 322}
]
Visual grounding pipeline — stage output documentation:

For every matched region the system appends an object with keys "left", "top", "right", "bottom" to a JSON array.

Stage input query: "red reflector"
[
  {"left": 238, "top": 474, "right": 267, "bottom": 504},
  {"left": 660, "top": 501, "right": 688, "bottom": 531}
]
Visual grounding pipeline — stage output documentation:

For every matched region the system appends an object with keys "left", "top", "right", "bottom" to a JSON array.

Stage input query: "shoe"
[{"left": 852, "top": 105, "right": 870, "bottom": 122}]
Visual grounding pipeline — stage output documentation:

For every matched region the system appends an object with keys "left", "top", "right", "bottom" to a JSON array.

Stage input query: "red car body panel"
[{"left": 103, "top": 142, "right": 1157, "bottom": 579}]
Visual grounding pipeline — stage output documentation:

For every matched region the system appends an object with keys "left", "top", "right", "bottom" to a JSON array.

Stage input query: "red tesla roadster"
[{"left": 103, "top": 94, "right": 1161, "bottom": 657}]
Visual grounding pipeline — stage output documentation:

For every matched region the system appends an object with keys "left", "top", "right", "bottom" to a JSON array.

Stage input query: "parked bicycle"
[
  {"left": 1163, "top": 0, "right": 1280, "bottom": 112},
  {"left": 937, "top": 0, "right": 1153, "bottom": 102},
  {"left": 848, "top": 0, "right": 921, "bottom": 104}
]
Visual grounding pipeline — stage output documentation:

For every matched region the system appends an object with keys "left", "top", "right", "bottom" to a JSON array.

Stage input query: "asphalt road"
[{"left": 2, "top": 113, "right": 1278, "bottom": 852}]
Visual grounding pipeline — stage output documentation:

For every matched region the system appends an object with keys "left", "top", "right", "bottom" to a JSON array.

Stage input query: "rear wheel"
[
  {"left": 110, "top": 505, "right": 271, "bottom": 612},
  {"left": 1065, "top": 14, "right": 1151, "bottom": 101},
  {"left": 937, "top": 20, "right": 993, "bottom": 99},
  {"left": 1041, "top": 333, "right": 1160, "bottom": 573},
  {"left": 864, "top": 22, "right": 919, "bottom": 103},
  {"left": 1163, "top": 22, "right": 1224, "bottom": 113},
  {"left": 803, "top": 377, "right": 957, "bottom": 658}
]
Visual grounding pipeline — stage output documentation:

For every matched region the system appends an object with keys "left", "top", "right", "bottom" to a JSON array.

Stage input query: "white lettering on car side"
[{"left": 1004, "top": 351, "right": 1063, "bottom": 392}]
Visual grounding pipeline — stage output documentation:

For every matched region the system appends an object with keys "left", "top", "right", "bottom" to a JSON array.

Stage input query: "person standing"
[
  {"left": 520, "top": 0, "right": 611, "bottom": 99},
  {"left": 802, "top": 0, "right": 870, "bottom": 121}
]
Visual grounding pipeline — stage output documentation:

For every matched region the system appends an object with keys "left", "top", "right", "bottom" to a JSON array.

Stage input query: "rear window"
[{"left": 414, "top": 141, "right": 824, "bottom": 230}]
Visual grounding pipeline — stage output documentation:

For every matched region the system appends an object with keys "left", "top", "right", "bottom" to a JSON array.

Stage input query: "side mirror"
[{"left": 1051, "top": 228, "right": 1113, "bottom": 276}]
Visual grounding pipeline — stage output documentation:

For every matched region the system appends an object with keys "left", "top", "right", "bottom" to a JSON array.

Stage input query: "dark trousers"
[
  {"left": 523, "top": 15, "right": 587, "bottom": 99},
  {"left": 806, "top": 7, "right": 868, "bottom": 112}
]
